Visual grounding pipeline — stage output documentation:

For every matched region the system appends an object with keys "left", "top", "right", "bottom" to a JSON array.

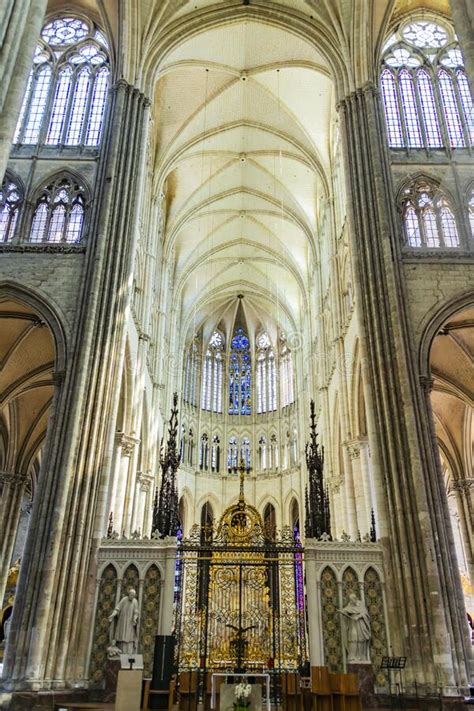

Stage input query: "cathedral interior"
[{"left": 0, "top": 0, "right": 473, "bottom": 709}]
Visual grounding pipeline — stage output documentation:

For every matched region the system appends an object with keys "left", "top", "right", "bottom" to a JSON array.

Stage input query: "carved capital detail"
[
  {"left": 117, "top": 433, "right": 140, "bottom": 457},
  {"left": 451, "top": 478, "right": 473, "bottom": 493},
  {"left": 0, "top": 470, "right": 28, "bottom": 487},
  {"left": 344, "top": 439, "right": 361, "bottom": 460},
  {"left": 419, "top": 374, "right": 434, "bottom": 393}
]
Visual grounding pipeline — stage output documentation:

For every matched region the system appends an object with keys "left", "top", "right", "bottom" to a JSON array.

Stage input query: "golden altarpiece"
[{"left": 175, "top": 463, "right": 307, "bottom": 676}]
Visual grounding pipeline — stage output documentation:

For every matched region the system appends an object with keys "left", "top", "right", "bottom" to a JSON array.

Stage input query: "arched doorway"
[
  {"left": 428, "top": 302, "right": 473, "bottom": 619},
  {"left": 0, "top": 290, "right": 61, "bottom": 660}
]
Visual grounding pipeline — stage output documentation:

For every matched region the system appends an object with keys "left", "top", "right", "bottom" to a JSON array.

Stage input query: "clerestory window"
[
  {"left": 380, "top": 19, "right": 473, "bottom": 150},
  {"left": 14, "top": 16, "right": 110, "bottom": 148},
  {"left": 0, "top": 174, "right": 23, "bottom": 243},
  {"left": 399, "top": 178, "right": 460, "bottom": 248},
  {"left": 29, "top": 175, "right": 86, "bottom": 243}
]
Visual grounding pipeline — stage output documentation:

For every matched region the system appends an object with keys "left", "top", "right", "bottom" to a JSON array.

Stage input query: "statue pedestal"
[
  {"left": 104, "top": 658, "right": 121, "bottom": 702},
  {"left": 347, "top": 663, "right": 376, "bottom": 708},
  {"left": 115, "top": 669, "right": 143, "bottom": 711}
]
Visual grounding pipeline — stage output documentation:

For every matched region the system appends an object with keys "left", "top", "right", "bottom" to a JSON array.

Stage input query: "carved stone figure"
[
  {"left": 337, "top": 592, "right": 371, "bottom": 663},
  {"left": 108, "top": 588, "right": 139, "bottom": 655}
]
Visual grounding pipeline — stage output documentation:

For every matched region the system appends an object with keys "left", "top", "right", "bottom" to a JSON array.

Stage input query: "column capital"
[
  {"left": 116, "top": 433, "right": 140, "bottom": 457},
  {"left": 451, "top": 478, "right": 473, "bottom": 494},
  {"left": 0, "top": 470, "right": 28, "bottom": 487},
  {"left": 344, "top": 439, "right": 361, "bottom": 460},
  {"left": 419, "top": 374, "right": 434, "bottom": 393}
]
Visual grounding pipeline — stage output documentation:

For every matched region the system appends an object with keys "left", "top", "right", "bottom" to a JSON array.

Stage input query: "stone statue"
[
  {"left": 108, "top": 588, "right": 139, "bottom": 655},
  {"left": 337, "top": 592, "right": 371, "bottom": 663}
]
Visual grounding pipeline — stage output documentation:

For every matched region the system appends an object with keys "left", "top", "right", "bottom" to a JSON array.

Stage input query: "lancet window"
[
  {"left": 201, "top": 331, "right": 224, "bottom": 413},
  {"left": 269, "top": 433, "right": 279, "bottom": 470},
  {"left": 29, "top": 175, "right": 86, "bottom": 243},
  {"left": 258, "top": 436, "right": 267, "bottom": 470},
  {"left": 211, "top": 436, "right": 220, "bottom": 472},
  {"left": 399, "top": 178, "right": 460, "bottom": 248},
  {"left": 467, "top": 186, "right": 474, "bottom": 238},
  {"left": 184, "top": 339, "right": 199, "bottom": 407},
  {"left": 0, "top": 174, "right": 22, "bottom": 243},
  {"left": 380, "top": 19, "right": 472, "bottom": 150},
  {"left": 241, "top": 437, "right": 251, "bottom": 469},
  {"left": 199, "top": 434, "right": 209, "bottom": 470},
  {"left": 227, "top": 436, "right": 238, "bottom": 470},
  {"left": 280, "top": 340, "right": 295, "bottom": 407},
  {"left": 229, "top": 328, "right": 251, "bottom": 415},
  {"left": 14, "top": 16, "right": 110, "bottom": 148},
  {"left": 256, "top": 332, "right": 276, "bottom": 413}
]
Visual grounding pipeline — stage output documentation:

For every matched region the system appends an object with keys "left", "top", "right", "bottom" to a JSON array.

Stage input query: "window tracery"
[
  {"left": 380, "top": 19, "right": 472, "bottom": 150},
  {"left": 227, "top": 436, "right": 238, "bottom": 470},
  {"left": 199, "top": 433, "right": 209, "bottom": 470},
  {"left": 256, "top": 332, "right": 276, "bottom": 413},
  {"left": 184, "top": 339, "right": 199, "bottom": 407},
  {"left": 399, "top": 178, "right": 460, "bottom": 248},
  {"left": 0, "top": 175, "right": 22, "bottom": 243},
  {"left": 280, "top": 338, "right": 295, "bottom": 408},
  {"left": 201, "top": 331, "right": 224, "bottom": 413},
  {"left": 211, "top": 436, "right": 220, "bottom": 472},
  {"left": 229, "top": 328, "right": 251, "bottom": 415},
  {"left": 258, "top": 436, "right": 267, "bottom": 470},
  {"left": 14, "top": 15, "right": 110, "bottom": 148},
  {"left": 30, "top": 175, "right": 86, "bottom": 243},
  {"left": 467, "top": 186, "right": 474, "bottom": 237}
]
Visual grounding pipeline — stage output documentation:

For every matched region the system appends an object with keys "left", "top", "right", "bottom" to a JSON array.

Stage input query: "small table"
[{"left": 211, "top": 673, "right": 270, "bottom": 711}]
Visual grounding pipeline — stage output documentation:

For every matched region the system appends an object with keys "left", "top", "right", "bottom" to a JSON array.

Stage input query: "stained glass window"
[
  {"left": 184, "top": 340, "right": 199, "bottom": 406},
  {"left": 256, "top": 333, "right": 277, "bottom": 413},
  {"left": 438, "top": 69, "right": 465, "bottom": 147},
  {"left": 468, "top": 188, "right": 474, "bottom": 238},
  {"left": 280, "top": 341, "right": 295, "bottom": 407},
  {"left": 14, "top": 16, "right": 109, "bottom": 147},
  {"left": 229, "top": 328, "right": 251, "bottom": 415},
  {"left": 241, "top": 437, "right": 251, "bottom": 469},
  {"left": 201, "top": 331, "right": 224, "bottom": 413},
  {"left": 380, "top": 19, "right": 472, "bottom": 150},
  {"left": 270, "top": 433, "right": 279, "bottom": 469},
  {"left": 417, "top": 70, "right": 442, "bottom": 147},
  {"left": 0, "top": 175, "right": 22, "bottom": 243},
  {"left": 199, "top": 434, "right": 209, "bottom": 470},
  {"left": 211, "top": 436, "right": 220, "bottom": 472},
  {"left": 29, "top": 175, "right": 86, "bottom": 243},
  {"left": 400, "top": 179, "right": 460, "bottom": 248},
  {"left": 227, "top": 436, "right": 238, "bottom": 470},
  {"left": 380, "top": 70, "right": 404, "bottom": 147},
  {"left": 259, "top": 436, "right": 267, "bottom": 470}
]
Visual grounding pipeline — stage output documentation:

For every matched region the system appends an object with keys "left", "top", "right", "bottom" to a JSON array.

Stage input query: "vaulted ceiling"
[{"left": 152, "top": 18, "right": 336, "bottom": 341}]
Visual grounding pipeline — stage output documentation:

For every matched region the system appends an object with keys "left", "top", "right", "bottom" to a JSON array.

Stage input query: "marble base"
[
  {"left": 103, "top": 658, "right": 121, "bottom": 703},
  {"left": 347, "top": 662, "right": 376, "bottom": 708}
]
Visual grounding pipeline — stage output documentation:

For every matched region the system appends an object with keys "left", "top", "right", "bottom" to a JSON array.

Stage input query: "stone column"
[
  {"left": 303, "top": 546, "right": 324, "bottom": 666},
  {"left": 358, "top": 438, "right": 376, "bottom": 526},
  {"left": 3, "top": 83, "right": 151, "bottom": 691},
  {"left": 449, "top": 0, "right": 474, "bottom": 90},
  {"left": 452, "top": 480, "right": 474, "bottom": 585},
  {"left": 158, "top": 541, "right": 178, "bottom": 637},
  {"left": 0, "top": 0, "right": 47, "bottom": 179},
  {"left": 345, "top": 440, "right": 369, "bottom": 537},
  {"left": 338, "top": 83, "right": 471, "bottom": 692},
  {"left": 0, "top": 472, "right": 27, "bottom": 605},
  {"left": 113, "top": 434, "right": 138, "bottom": 534}
]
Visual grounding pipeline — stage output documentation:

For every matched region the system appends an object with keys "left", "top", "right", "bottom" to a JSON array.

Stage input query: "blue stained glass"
[{"left": 229, "top": 327, "right": 251, "bottom": 415}]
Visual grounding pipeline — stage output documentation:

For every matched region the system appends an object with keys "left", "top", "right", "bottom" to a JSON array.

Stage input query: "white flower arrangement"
[{"left": 234, "top": 682, "right": 252, "bottom": 705}]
